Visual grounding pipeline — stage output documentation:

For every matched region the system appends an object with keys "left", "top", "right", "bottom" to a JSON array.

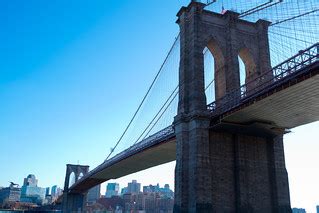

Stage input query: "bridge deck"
[
  {"left": 212, "top": 61, "right": 319, "bottom": 132},
  {"left": 70, "top": 134, "right": 175, "bottom": 193}
]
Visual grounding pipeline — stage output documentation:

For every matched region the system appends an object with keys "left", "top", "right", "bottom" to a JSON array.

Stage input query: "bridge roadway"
[{"left": 69, "top": 43, "right": 319, "bottom": 194}]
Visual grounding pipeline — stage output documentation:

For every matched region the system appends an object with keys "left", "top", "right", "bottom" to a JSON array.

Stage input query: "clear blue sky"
[
  {"left": 0, "top": 0, "right": 318, "bottom": 212},
  {"left": 0, "top": 0, "right": 188, "bottom": 191}
]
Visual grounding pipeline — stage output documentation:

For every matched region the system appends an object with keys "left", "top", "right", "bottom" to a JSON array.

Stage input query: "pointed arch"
[
  {"left": 78, "top": 172, "right": 84, "bottom": 180},
  {"left": 68, "top": 172, "right": 76, "bottom": 187},
  {"left": 238, "top": 47, "right": 257, "bottom": 85},
  {"left": 205, "top": 38, "right": 226, "bottom": 101}
]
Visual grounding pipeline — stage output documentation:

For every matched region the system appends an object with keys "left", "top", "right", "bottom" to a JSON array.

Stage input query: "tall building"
[
  {"left": 87, "top": 184, "right": 101, "bottom": 204},
  {"left": 23, "top": 174, "right": 38, "bottom": 187},
  {"left": 158, "top": 197, "right": 174, "bottom": 212},
  {"left": 51, "top": 185, "right": 58, "bottom": 198},
  {"left": 143, "top": 183, "right": 173, "bottom": 198},
  {"left": 143, "top": 184, "right": 160, "bottom": 193},
  {"left": 45, "top": 187, "right": 50, "bottom": 196},
  {"left": 144, "top": 193, "right": 157, "bottom": 212},
  {"left": 0, "top": 185, "right": 21, "bottom": 205},
  {"left": 161, "top": 184, "right": 174, "bottom": 198},
  {"left": 127, "top": 180, "right": 140, "bottom": 194},
  {"left": 292, "top": 208, "right": 306, "bottom": 213},
  {"left": 20, "top": 174, "right": 46, "bottom": 205},
  {"left": 121, "top": 187, "right": 128, "bottom": 195},
  {"left": 316, "top": 205, "right": 319, "bottom": 213},
  {"left": 105, "top": 183, "right": 119, "bottom": 198},
  {"left": 135, "top": 193, "right": 145, "bottom": 210}
]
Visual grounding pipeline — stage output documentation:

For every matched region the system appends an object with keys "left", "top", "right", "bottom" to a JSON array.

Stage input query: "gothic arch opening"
[
  {"left": 238, "top": 48, "right": 256, "bottom": 87},
  {"left": 203, "top": 47, "right": 215, "bottom": 105},
  {"left": 68, "top": 172, "right": 75, "bottom": 187},
  {"left": 238, "top": 56, "right": 246, "bottom": 87},
  {"left": 78, "top": 172, "right": 84, "bottom": 180},
  {"left": 204, "top": 39, "right": 226, "bottom": 103}
]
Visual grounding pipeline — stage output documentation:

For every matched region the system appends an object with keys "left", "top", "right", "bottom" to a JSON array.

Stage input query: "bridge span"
[
  {"left": 69, "top": 43, "right": 318, "bottom": 194},
  {"left": 62, "top": 1, "right": 319, "bottom": 211}
]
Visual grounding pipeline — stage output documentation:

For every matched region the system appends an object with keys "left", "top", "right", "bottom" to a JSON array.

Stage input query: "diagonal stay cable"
[
  {"left": 105, "top": 34, "right": 180, "bottom": 161},
  {"left": 141, "top": 88, "right": 179, "bottom": 141},
  {"left": 133, "top": 85, "right": 179, "bottom": 145},
  {"left": 270, "top": 9, "right": 319, "bottom": 26},
  {"left": 139, "top": 78, "right": 216, "bottom": 143},
  {"left": 269, "top": 31, "right": 313, "bottom": 45}
]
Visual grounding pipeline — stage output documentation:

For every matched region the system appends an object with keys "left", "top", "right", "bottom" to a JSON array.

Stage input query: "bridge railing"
[
  {"left": 119, "top": 125, "right": 174, "bottom": 158},
  {"left": 208, "top": 43, "right": 319, "bottom": 115}
]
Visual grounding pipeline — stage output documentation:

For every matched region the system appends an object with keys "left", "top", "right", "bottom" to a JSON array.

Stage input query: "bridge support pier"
[
  {"left": 208, "top": 130, "right": 291, "bottom": 212},
  {"left": 62, "top": 164, "right": 89, "bottom": 213},
  {"left": 174, "top": 113, "right": 213, "bottom": 212},
  {"left": 174, "top": 2, "right": 291, "bottom": 212},
  {"left": 62, "top": 192, "right": 87, "bottom": 213},
  {"left": 174, "top": 120, "right": 291, "bottom": 212}
]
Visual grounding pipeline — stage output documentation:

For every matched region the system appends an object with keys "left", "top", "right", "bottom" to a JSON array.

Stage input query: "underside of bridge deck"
[
  {"left": 214, "top": 62, "right": 319, "bottom": 130},
  {"left": 70, "top": 138, "right": 176, "bottom": 193}
]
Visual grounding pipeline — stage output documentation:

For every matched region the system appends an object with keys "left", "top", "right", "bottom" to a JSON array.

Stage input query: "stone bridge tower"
[
  {"left": 174, "top": 2, "right": 291, "bottom": 212},
  {"left": 62, "top": 164, "right": 89, "bottom": 212}
]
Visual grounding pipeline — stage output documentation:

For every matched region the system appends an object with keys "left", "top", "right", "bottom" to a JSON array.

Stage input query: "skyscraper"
[
  {"left": 23, "top": 174, "right": 38, "bottom": 187},
  {"left": 20, "top": 174, "right": 46, "bottom": 205},
  {"left": 121, "top": 187, "right": 128, "bottom": 195},
  {"left": 316, "top": 205, "right": 319, "bottom": 213},
  {"left": 51, "top": 185, "right": 58, "bottom": 198},
  {"left": 105, "top": 183, "right": 119, "bottom": 198},
  {"left": 142, "top": 183, "right": 173, "bottom": 198},
  {"left": 45, "top": 187, "right": 50, "bottom": 196},
  {"left": 127, "top": 180, "right": 140, "bottom": 194},
  {"left": 87, "top": 184, "right": 101, "bottom": 204},
  {"left": 162, "top": 184, "right": 174, "bottom": 198}
]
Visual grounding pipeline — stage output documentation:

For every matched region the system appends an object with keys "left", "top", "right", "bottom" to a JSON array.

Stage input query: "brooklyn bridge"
[{"left": 62, "top": 0, "right": 318, "bottom": 212}]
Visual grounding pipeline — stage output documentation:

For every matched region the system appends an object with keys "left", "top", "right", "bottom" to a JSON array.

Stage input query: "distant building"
[
  {"left": 144, "top": 193, "right": 157, "bottom": 212},
  {"left": 123, "top": 193, "right": 133, "bottom": 211},
  {"left": 45, "top": 187, "right": 50, "bottom": 196},
  {"left": 44, "top": 194, "right": 53, "bottom": 205},
  {"left": 158, "top": 196, "right": 174, "bottom": 212},
  {"left": 87, "top": 184, "right": 101, "bottom": 204},
  {"left": 135, "top": 193, "right": 145, "bottom": 210},
  {"left": 96, "top": 181, "right": 175, "bottom": 213},
  {"left": 21, "top": 185, "right": 46, "bottom": 205},
  {"left": 143, "top": 183, "right": 173, "bottom": 198},
  {"left": 292, "top": 208, "right": 306, "bottom": 213},
  {"left": 23, "top": 174, "right": 38, "bottom": 187},
  {"left": 127, "top": 180, "right": 141, "bottom": 194},
  {"left": 317, "top": 205, "right": 319, "bottom": 213},
  {"left": 161, "top": 184, "right": 174, "bottom": 198},
  {"left": 0, "top": 185, "right": 21, "bottom": 205},
  {"left": 143, "top": 184, "right": 160, "bottom": 193},
  {"left": 96, "top": 196, "right": 124, "bottom": 212},
  {"left": 57, "top": 187, "right": 63, "bottom": 197},
  {"left": 51, "top": 185, "right": 58, "bottom": 198},
  {"left": 121, "top": 191, "right": 173, "bottom": 212},
  {"left": 105, "top": 183, "right": 119, "bottom": 198},
  {"left": 20, "top": 174, "right": 46, "bottom": 205},
  {"left": 121, "top": 187, "right": 128, "bottom": 195},
  {"left": 50, "top": 185, "right": 63, "bottom": 200}
]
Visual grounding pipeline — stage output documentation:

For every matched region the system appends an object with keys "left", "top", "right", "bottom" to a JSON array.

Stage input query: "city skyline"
[
  {"left": 0, "top": 173, "right": 176, "bottom": 194},
  {"left": 0, "top": 0, "right": 318, "bottom": 212},
  {"left": 2, "top": 173, "right": 318, "bottom": 212}
]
